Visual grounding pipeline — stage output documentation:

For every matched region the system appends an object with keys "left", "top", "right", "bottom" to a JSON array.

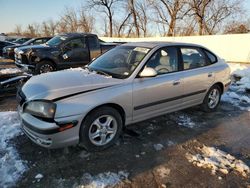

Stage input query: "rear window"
[{"left": 204, "top": 49, "right": 217, "bottom": 64}]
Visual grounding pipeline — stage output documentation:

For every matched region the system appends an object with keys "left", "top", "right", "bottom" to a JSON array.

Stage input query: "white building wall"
[{"left": 100, "top": 34, "right": 250, "bottom": 63}]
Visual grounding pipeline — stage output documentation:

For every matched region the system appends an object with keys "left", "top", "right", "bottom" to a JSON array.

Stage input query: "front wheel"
[
  {"left": 201, "top": 85, "right": 222, "bottom": 112},
  {"left": 35, "top": 61, "right": 55, "bottom": 74},
  {"left": 79, "top": 107, "right": 123, "bottom": 151}
]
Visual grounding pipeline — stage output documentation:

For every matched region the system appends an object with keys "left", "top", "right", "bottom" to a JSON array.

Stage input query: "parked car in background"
[
  {"left": 13, "top": 37, "right": 32, "bottom": 44},
  {"left": 5, "top": 38, "right": 18, "bottom": 42},
  {"left": 2, "top": 37, "right": 52, "bottom": 60},
  {"left": 15, "top": 33, "right": 117, "bottom": 74},
  {"left": 0, "top": 41, "right": 17, "bottom": 56},
  {"left": 17, "top": 42, "right": 231, "bottom": 150}
]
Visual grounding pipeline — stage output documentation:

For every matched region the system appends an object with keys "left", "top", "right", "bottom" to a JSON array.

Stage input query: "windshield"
[
  {"left": 88, "top": 46, "right": 151, "bottom": 79},
  {"left": 46, "top": 36, "right": 68, "bottom": 46},
  {"left": 23, "top": 38, "right": 35, "bottom": 45}
]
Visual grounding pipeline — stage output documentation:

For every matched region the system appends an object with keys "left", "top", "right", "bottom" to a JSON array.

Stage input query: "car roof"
[
  {"left": 122, "top": 41, "right": 204, "bottom": 49},
  {"left": 59, "top": 33, "right": 97, "bottom": 38}
]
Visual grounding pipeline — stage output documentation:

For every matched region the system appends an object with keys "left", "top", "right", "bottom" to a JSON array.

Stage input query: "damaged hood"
[{"left": 21, "top": 68, "right": 123, "bottom": 101}]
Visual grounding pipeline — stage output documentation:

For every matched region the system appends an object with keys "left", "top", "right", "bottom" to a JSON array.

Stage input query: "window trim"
[
  {"left": 136, "top": 46, "right": 181, "bottom": 78},
  {"left": 202, "top": 48, "right": 218, "bottom": 64},
  {"left": 64, "top": 37, "right": 86, "bottom": 49},
  {"left": 178, "top": 46, "right": 213, "bottom": 71}
]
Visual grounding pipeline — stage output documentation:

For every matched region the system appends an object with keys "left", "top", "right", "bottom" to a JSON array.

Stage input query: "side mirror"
[{"left": 139, "top": 67, "right": 157, "bottom": 78}]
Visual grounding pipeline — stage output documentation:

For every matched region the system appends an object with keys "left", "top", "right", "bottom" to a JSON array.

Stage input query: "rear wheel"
[
  {"left": 201, "top": 85, "right": 222, "bottom": 112},
  {"left": 35, "top": 61, "right": 55, "bottom": 74},
  {"left": 79, "top": 106, "right": 123, "bottom": 151}
]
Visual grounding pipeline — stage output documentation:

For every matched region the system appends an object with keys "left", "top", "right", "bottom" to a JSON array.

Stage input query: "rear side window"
[
  {"left": 204, "top": 49, "right": 217, "bottom": 64},
  {"left": 65, "top": 38, "right": 86, "bottom": 49},
  {"left": 180, "top": 48, "right": 208, "bottom": 70},
  {"left": 88, "top": 36, "right": 99, "bottom": 48},
  {"left": 33, "top": 39, "right": 43, "bottom": 45}
]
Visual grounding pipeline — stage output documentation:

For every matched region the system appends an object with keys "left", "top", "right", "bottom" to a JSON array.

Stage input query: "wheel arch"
[
  {"left": 81, "top": 103, "right": 126, "bottom": 127},
  {"left": 39, "top": 58, "right": 57, "bottom": 68},
  {"left": 211, "top": 82, "right": 224, "bottom": 94}
]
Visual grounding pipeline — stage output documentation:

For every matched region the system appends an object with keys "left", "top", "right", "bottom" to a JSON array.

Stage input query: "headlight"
[{"left": 24, "top": 100, "right": 56, "bottom": 119}]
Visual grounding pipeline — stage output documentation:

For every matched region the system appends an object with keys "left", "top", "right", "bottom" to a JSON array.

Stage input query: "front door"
[
  {"left": 60, "top": 38, "right": 89, "bottom": 68},
  {"left": 132, "top": 47, "right": 184, "bottom": 122}
]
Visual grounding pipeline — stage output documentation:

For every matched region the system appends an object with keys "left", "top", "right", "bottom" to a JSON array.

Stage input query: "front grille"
[{"left": 21, "top": 54, "right": 29, "bottom": 64}]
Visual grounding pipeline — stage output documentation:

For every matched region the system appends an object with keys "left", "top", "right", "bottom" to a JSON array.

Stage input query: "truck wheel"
[
  {"left": 79, "top": 106, "right": 123, "bottom": 151},
  {"left": 35, "top": 61, "right": 55, "bottom": 74},
  {"left": 201, "top": 85, "right": 222, "bottom": 112}
]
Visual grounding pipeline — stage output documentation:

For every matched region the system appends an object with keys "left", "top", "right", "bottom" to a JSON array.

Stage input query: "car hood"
[
  {"left": 18, "top": 44, "right": 54, "bottom": 52},
  {"left": 22, "top": 68, "right": 123, "bottom": 101},
  {"left": 5, "top": 44, "right": 22, "bottom": 49}
]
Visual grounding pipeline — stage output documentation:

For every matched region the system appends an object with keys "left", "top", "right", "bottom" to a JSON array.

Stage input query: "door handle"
[
  {"left": 173, "top": 80, "right": 181, "bottom": 86},
  {"left": 208, "top": 72, "right": 213, "bottom": 77}
]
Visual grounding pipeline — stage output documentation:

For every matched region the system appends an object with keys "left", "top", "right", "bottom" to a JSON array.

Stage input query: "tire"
[
  {"left": 79, "top": 106, "right": 123, "bottom": 151},
  {"left": 201, "top": 85, "right": 222, "bottom": 112},
  {"left": 35, "top": 60, "right": 55, "bottom": 74}
]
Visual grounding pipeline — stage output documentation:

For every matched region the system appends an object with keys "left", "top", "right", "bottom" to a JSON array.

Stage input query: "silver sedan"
[{"left": 17, "top": 42, "right": 231, "bottom": 150}]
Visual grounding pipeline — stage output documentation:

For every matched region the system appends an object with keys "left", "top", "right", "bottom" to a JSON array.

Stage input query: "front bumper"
[
  {"left": 224, "top": 80, "right": 231, "bottom": 92},
  {"left": 18, "top": 109, "right": 83, "bottom": 149},
  {"left": 15, "top": 55, "right": 35, "bottom": 72}
]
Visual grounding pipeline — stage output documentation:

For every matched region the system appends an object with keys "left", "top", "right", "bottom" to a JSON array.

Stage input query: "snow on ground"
[
  {"left": 0, "top": 111, "right": 27, "bottom": 187},
  {"left": 177, "top": 114, "right": 196, "bottom": 128},
  {"left": 0, "top": 68, "right": 22, "bottom": 75},
  {"left": 55, "top": 171, "right": 129, "bottom": 188},
  {"left": 221, "top": 63, "right": 250, "bottom": 111},
  {"left": 186, "top": 145, "right": 250, "bottom": 177}
]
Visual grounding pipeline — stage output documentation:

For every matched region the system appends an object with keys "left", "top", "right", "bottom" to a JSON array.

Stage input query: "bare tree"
[
  {"left": 78, "top": 7, "right": 95, "bottom": 33},
  {"left": 127, "top": 0, "right": 140, "bottom": 37},
  {"left": 188, "top": 0, "right": 242, "bottom": 35},
  {"left": 48, "top": 19, "right": 58, "bottom": 36},
  {"left": 41, "top": 22, "right": 50, "bottom": 36},
  {"left": 114, "top": 12, "right": 132, "bottom": 37},
  {"left": 152, "top": 0, "right": 189, "bottom": 36},
  {"left": 137, "top": 1, "right": 149, "bottom": 37},
  {"left": 87, "top": 0, "right": 120, "bottom": 37},
  {"left": 14, "top": 25, "right": 22, "bottom": 35},
  {"left": 224, "top": 21, "right": 249, "bottom": 34},
  {"left": 60, "top": 7, "right": 79, "bottom": 32},
  {"left": 25, "top": 24, "right": 36, "bottom": 37}
]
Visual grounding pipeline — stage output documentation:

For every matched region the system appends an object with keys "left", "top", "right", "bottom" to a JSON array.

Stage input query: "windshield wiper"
[{"left": 95, "top": 70, "right": 112, "bottom": 77}]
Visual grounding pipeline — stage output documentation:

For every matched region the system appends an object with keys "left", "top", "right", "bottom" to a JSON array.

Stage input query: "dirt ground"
[{"left": 1, "top": 95, "right": 250, "bottom": 188}]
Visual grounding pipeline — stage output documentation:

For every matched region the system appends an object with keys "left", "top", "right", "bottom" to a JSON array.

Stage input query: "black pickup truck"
[{"left": 15, "top": 33, "right": 117, "bottom": 74}]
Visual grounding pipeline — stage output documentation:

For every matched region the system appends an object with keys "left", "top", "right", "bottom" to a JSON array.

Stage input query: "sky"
[
  {"left": 0, "top": 0, "right": 83, "bottom": 33},
  {"left": 1, "top": 0, "right": 250, "bottom": 33}
]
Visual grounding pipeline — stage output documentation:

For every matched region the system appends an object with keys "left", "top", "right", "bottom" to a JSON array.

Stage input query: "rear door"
[
  {"left": 87, "top": 36, "right": 101, "bottom": 60},
  {"left": 60, "top": 38, "right": 89, "bottom": 68},
  {"left": 179, "top": 46, "right": 215, "bottom": 107},
  {"left": 132, "top": 47, "right": 184, "bottom": 122}
]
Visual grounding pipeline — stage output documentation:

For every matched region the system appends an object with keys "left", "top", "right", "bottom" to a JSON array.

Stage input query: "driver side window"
[
  {"left": 65, "top": 38, "right": 86, "bottom": 50},
  {"left": 146, "top": 47, "right": 178, "bottom": 75}
]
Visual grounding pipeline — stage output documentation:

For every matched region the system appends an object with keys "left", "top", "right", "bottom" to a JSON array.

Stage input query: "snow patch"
[
  {"left": 0, "top": 68, "right": 22, "bottom": 75},
  {"left": 77, "top": 171, "right": 129, "bottom": 188},
  {"left": 35, "top": 174, "right": 43, "bottom": 179},
  {"left": 221, "top": 63, "right": 250, "bottom": 110},
  {"left": 227, "top": 63, "right": 247, "bottom": 74},
  {"left": 0, "top": 112, "right": 27, "bottom": 187},
  {"left": 177, "top": 114, "right": 195, "bottom": 128},
  {"left": 154, "top": 144, "right": 164, "bottom": 151},
  {"left": 186, "top": 145, "right": 250, "bottom": 177}
]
